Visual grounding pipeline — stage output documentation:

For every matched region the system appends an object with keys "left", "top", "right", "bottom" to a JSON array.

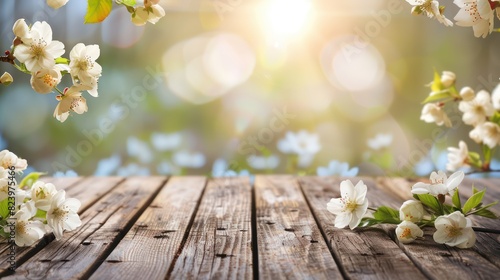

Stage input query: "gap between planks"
[
  {"left": 0, "top": 177, "right": 123, "bottom": 277},
  {"left": 0, "top": 177, "right": 165, "bottom": 279}
]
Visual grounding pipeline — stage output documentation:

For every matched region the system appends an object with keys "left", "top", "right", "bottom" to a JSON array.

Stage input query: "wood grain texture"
[
  {"left": 299, "top": 176, "right": 427, "bottom": 280},
  {"left": 2, "top": 176, "right": 166, "bottom": 280},
  {"left": 90, "top": 176, "right": 206, "bottom": 280},
  {"left": 168, "top": 177, "right": 253, "bottom": 280},
  {"left": 255, "top": 175, "right": 341, "bottom": 280},
  {"left": 377, "top": 177, "right": 500, "bottom": 279},
  {"left": 459, "top": 178, "right": 500, "bottom": 269},
  {"left": 0, "top": 176, "right": 121, "bottom": 274}
]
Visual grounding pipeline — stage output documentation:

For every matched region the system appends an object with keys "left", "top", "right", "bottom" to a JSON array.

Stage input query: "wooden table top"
[{"left": 1, "top": 176, "right": 499, "bottom": 279}]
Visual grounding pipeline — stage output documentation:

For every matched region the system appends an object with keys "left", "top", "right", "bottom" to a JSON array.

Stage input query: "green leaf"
[
  {"left": 473, "top": 208, "right": 498, "bottom": 219},
  {"left": 34, "top": 209, "right": 47, "bottom": 220},
  {"left": 359, "top": 217, "right": 382, "bottom": 227},
  {"left": 0, "top": 199, "right": 10, "bottom": 221},
  {"left": 482, "top": 144, "right": 492, "bottom": 165},
  {"left": 119, "top": 0, "right": 136, "bottom": 6},
  {"left": 421, "top": 90, "right": 451, "bottom": 104},
  {"left": 472, "top": 184, "right": 479, "bottom": 194},
  {"left": 55, "top": 57, "right": 69, "bottom": 64},
  {"left": 463, "top": 189, "right": 485, "bottom": 214},
  {"left": 491, "top": 111, "right": 500, "bottom": 125},
  {"left": 19, "top": 172, "right": 46, "bottom": 189},
  {"left": 85, "top": 0, "right": 113, "bottom": 23},
  {"left": 373, "top": 206, "right": 400, "bottom": 224},
  {"left": 442, "top": 204, "right": 454, "bottom": 215},
  {"left": 430, "top": 69, "right": 442, "bottom": 92},
  {"left": 452, "top": 188, "right": 461, "bottom": 209},
  {"left": 415, "top": 194, "right": 442, "bottom": 214}
]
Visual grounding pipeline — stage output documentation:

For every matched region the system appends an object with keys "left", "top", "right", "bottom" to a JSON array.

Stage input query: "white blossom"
[
  {"left": 69, "top": 43, "right": 102, "bottom": 97},
  {"left": 247, "top": 155, "right": 280, "bottom": 170},
  {"left": 0, "top": 149, "right": 28, "bottom": 171},
  {"left": 447, "top": 141, "right": 470, "bottom": 171},
  {"left": 491, "top": 83, "right": 500, "bottom": 110},
  {"left": 150, "top": 132, "right": 182, "bottom": 151},
  {"left": 53, "top": 85, "right": 90, "bottom": 122},
  {"left": 458, "top": 90, "right": 494, "bottom": 126},
  {"left": 433, "top": 211, "right": 476, "bottom": 248},
  {"left": 411, "top": 170, "right": 464, "bottom": 196},
  {"left": 317, "top": 160, "right": 359, "bottom": 177},
  {"left": 30, "top": 67, "right": 62, "bottom": 94},
  {"left": 127, "top": 137, "right": 154, "bottom": 164},
  {"left": 421, "top": 103, "right": 452, "bottom": 127},
  {"left": 13, "top": 21, "right": 65, "bottom": 72},
  {"left": 46, "top": 190, "right": 82, "bottom": 240},
  {"left": 460, "top": 86, "right": 475, "bottom": 101},
  {"left": 12, "top": 18, "right": 30, "bottom": 41},
  {"left": 440, "top": 71, "right": 456, "bottom": 88},
  {"left": 399, "top": 200, "right": 425, "bottom": 223},
  {"left": 277, "top": 130, "right": 321, "bottom": 167},
  {"left": 4, "top": 203, "right": 46, "bottom": 247},
  {"left": 327, "top": 180, "right": 369, "bottom": 230},
  {"left": 131, "top": 4, "right": 166, "bottom": 26},
  {"left": 173, "top": 151, "right": 206, "bottom": 168},
  {"left": 469, "top": 121, "right": 500, "bottom": 148},
  {"left": 47, "top": 0, "right": 69, "bottom": 9},
  {"left": 407, "top": 0, "right": 453, "bottom": 26},
  {"left": 454, "top": 0, "right": 494, "bottom": 38},
  {"left": 396, "top": 221, "right": 424, "bottom": 244},
  {"left": 31, "top": 181, "right": 58, "bottom": 211},
  {"left": 367, "top": 133, "right": 393, "bottom": 150}
]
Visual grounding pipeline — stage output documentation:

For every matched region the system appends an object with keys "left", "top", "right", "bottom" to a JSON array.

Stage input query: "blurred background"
[{"left": 1, "top": 0, "right": 500, "bottom": 178}]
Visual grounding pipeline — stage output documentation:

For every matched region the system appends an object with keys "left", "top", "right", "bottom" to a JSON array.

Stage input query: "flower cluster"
[
  {"left": 2, "top": 19, "right": 102, "bottom": 122},
  {"left": 44, "top": 0, "right": 165, "bottom": 25},
  {"left": 420, "top": 70, "right": 500, "bottom": 172},
  {"left": 405, "top": 0, "right": 500, "bottom": 38},
  {"left": 130, "top": 0, "right": 166, "bottom": 26},
  {"left": 0, "top": 150, "right": 82, "bottom": 246},
  {"left": 327, "top": 170, "right": 497, "bottom": 248}
]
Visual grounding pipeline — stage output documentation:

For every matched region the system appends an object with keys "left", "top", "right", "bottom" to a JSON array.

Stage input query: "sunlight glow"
[{"left": 261, "top": 0, "right": 312, "bottom": 41}]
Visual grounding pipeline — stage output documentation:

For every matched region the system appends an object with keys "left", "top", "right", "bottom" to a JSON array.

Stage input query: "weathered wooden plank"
[
  {"left": 255, "top": 175, "right": 341, "bottom": 279},
  {"left": 377, "top": 177, "right": 500, "bottom": 279},
  {"left": 299, "top": 176, "right": 427, "bottom": 280},
  {"left": 459, "top": 178, "right": 500, "bottom": 268},
  {"left": 168, "top": 177, "right": 253, "bottom": 279},
  {"left": 0, "top": 176, "right": 121, "bottom": 273},
  {"left": 2, "top": 176, "right": 166, "bottom": 279},
  {"left": 90, "top": 176, "right": 206, "bottom": 280}
]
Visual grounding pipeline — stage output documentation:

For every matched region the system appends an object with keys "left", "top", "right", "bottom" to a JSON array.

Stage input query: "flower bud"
[
  {"left": 146, "top": 0, "right": 160, "bottom": 7},
  {"left": 396, "top": 221, "right": 423, "bottom": 244},
  {"left": 47, "top": 0, "right": 69, "bottom": 9},
  {"left": 0, "top": 72, "right": 13, "bottom": 86},
  {"left": 399, "top": 200, "right": 425, "bottom": 222},
  {"left": 12, "top": 18, "right": 29, "bottom": 40},
  {"left": 440, "top": 71, "right": 456, "bottom": 88},
  {"left": 460, "top": 86, "right": 475, "bottom": 101},
  {"left": 492, "top": 84, "right": 500, "bottom": 110}
]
